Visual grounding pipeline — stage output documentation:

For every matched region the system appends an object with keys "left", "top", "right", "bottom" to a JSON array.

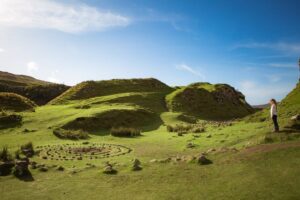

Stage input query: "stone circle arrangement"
[{"left": 36, "top": 143, "right": 132, "bottom": 161}]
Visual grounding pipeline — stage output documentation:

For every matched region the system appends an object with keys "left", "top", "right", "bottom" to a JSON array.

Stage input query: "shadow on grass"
[{"left": 15, "top": 171, "right": 34, "bottom": 182}]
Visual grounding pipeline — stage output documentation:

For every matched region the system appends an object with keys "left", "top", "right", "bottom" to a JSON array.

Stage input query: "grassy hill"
[
  {"left": 51, "top": 78, "right": 173, "bottom": 104},
  {"left": 0, "top": 71, "right": 70, "bottom": 105},
  {"left": 166, "top": 82, "right": 254, "bottom": 120},
  {"left": 0, "top": 92, "right": 36, "bottom": 112},
  {"left": 0, "top": 72, "right": 299, "bottom": 200}
]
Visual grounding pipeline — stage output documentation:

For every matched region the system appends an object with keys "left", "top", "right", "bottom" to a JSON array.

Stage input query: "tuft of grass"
[
  {"left": 0, "top": 146, "right": 12, "bottom": 162},
  {"left": 110, "top": 127, "right": 141, "bottom": 137},
  {"left": 166, "top": 123, "right": 205, "bottom": 133},
  {"left": 20, "top": 142, "right": 35, "bottom": 157},
  {"left": 53, "top": 128, "right": 89, "bottom": 140}
]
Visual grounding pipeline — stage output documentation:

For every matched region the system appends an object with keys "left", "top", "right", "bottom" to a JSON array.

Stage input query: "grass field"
[{"left": 0, "top": 81, "right": 299, "bottom": 200}]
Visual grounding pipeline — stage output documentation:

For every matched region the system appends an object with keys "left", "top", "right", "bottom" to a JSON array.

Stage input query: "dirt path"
[{"left": 241, "top": 141, "right": 300, "bottom": 155}]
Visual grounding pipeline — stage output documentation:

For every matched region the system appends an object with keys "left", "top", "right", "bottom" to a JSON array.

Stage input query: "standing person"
[{"left": 270, "top": 99, "right": 279, "bottom": 132}]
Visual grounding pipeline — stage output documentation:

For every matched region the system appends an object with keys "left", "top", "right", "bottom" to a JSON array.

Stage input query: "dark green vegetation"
[
  {"left": 110, "top": 127, "right": 141, "bottom": 137},
  {"left": 0, "top": 72, "right": 300, "bottom": 200},
  {"left": 166, "top": 82, "right": 254, "bottom": 120},
  {"left": 0, "top": 71, "right": 69, "bottom": 105},
  {"left": 0, "top": 111, "right": 22, "bottom": 129},
  {"left": 0, "top": 92, "right": 36, "bottom": 112},
  {"left": 53, "top": 128, "right": 89, "bottom": 140}
]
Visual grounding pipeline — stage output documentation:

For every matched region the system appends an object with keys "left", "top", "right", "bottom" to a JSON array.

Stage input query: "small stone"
[
  {"left": 206, "top": 134, "right": 212, "bottom": 138},
  {"left": 57, "top": 166, "right": 64, "bottom": 171},
  {"left": 197, "top": 154, "right": 212, "bottom": 165},
  {"left": 149, "top": 159, "right": 157, "bottom": 163},
  {"left": 39, "top": 167, "right": 48, "bottom": 172},
  {"left": 103, "top": 162, "right": 117, "bottom": 174}
]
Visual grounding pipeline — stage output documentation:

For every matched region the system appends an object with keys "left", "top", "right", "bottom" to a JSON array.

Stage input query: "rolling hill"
[
  {"left": 0, "top": 71, "right": 70, "bottom": 105},
  {"left": 166, "top": 82, "right": 254, "bottom": 120}
]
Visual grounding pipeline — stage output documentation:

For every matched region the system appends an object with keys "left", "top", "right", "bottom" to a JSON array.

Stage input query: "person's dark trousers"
[{"left": 272, "top": 115, "right": 279, "bottom": 132}]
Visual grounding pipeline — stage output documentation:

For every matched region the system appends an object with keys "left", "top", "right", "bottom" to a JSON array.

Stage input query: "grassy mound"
[
  {"left": 51, "top": 78, "right": 173, "bottom": 104},
  {"left": 166, "top": 82, "right": 253, "bottom": 120},
  {"left": 0, "top": 92, "right": 36, "bottom": 112},
  {"left": 0, "top": 71, "right": 69, "bottom": 105},
  {"left": 62, "top": 108, "right": 161, "bottom": 132},
  {"left": 0, "top": 111, "right": 22, "bottom": 129}
]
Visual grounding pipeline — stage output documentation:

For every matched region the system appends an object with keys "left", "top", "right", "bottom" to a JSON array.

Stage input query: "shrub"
[
  {"left": 166, "top": 124, "right": 205, "bottom": 134},
  {"left": 53, "top": 128, "right": 89, "bottom": 140},
  {"left": 21, "top": 142, "right": 35, "bottom": 157},
  {"left": 111, "top": 127, "right": 141, "bottom": 137},
  {"left": 0, "top": 147, "right": 12, "bottom": 162}
]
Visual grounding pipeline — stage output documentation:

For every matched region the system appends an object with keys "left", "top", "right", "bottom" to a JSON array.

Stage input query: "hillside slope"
[
  {"left": 166, "top": 82, "right": 254, "bottom": 120},
  {"left": 0, "top": 71, "right": 70, "bottom": 105},
  {"left": 51, "top": 78, "right": 173, "bottom": 104},
  {"left": 0, "top": 92, "right": 36, "bottom": 112}
]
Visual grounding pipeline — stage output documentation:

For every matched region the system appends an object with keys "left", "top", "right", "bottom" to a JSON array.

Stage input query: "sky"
[{"left": 0, "top": 0, "right": 299, "bottom": 105}]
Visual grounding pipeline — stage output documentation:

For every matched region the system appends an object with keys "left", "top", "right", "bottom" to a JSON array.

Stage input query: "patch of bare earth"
[{"left": 242, "top": 141, "right": 300, "bottom": 156}]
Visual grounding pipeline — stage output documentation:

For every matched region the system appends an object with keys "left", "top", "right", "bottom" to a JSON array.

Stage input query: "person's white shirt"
[{"left": 270, "top": 104, "right": 277, "bottom": 117}]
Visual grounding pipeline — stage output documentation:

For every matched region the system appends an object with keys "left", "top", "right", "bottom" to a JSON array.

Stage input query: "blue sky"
[{"left": 0, "top": 0, "right": 299, "bottom": 104}]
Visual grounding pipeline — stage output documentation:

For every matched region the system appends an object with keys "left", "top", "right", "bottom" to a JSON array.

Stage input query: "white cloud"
[
  {"left": 0, "top": 0, "right": 130, "bottom": 33},
  {"left": 239, "top": 80, "right": 293, "bottom": 105},
  {"left": 232, "top": 42, "right": 300, "bottom": 54},
  {"left": 27, "top": 61, "right": 39, "bottom": 72},
  {"left": 176, "top": 63, "right": 205, "bottom": 80},
  {"left": 266, "top": 74, "right": 281, "bottom": 83},
  {"left": 0, "top": 48, "right": 4, "bottom": 53}
]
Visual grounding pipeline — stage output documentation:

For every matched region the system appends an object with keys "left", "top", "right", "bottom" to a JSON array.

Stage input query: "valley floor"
[{"left": 1, "top": 103, "right": 300, "bottom": 200}]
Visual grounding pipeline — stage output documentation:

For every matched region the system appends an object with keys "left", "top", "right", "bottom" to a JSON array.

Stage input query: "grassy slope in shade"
[
  {"left": 0, "top": 92, "right": 36, "bottom": 112},
  {"left": 0, "top": 71, "right": 70, "bottom": 105},
  {"left": 166, "top": 82, "right": 254, "bottom": 120}
]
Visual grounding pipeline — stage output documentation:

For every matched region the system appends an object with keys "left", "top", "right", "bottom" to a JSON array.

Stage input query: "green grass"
[
  {"left": 0, "top": 79, "right": 299, "bottom": 199},
  {"left": 166, "top": 82, "right": 254, "bottom": 120}
]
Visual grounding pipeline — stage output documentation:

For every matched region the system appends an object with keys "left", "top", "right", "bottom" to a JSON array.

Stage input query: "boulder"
[
  {"left": 0, "top": 161, "right": 15, "bottom": 176},
  {"left": 132, "top": 158, "right": 142, "bottom": 171},
  {"left": 197, "top": 154, "right": 212, "bottom": 165},
  {"left": 103, "top": 162, "right": 117, "bottom": 174},
  {"left": 13, "top": 158, "right": 30, "bottom": 177},
  {"left": 291, "top": 114, "right": 300, "bottom": 121}
]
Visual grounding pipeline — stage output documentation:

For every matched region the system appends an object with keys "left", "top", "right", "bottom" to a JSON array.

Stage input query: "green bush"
[
  {"left": 53, "top": 128, "right": 89, "bottom": 140},
  {"left": 21, "top": 142, "right": 35, "bottom": 157},
  {"left": 166, "top": 124, "right": 205, "bottom": 134},
  {"left": 0, "top": 147, "right": 12, "bottom": 162},
  {"left": 111, "top": 127, "right": 141, "bottom": 137}
]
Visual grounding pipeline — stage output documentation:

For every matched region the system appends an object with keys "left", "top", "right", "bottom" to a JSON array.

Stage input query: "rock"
[
  {"left": 291, "top": 114, "right": 300, "bottom": 121},
  {"left": 42, "top": 156, "right": 47, "bottom": 160},
  {"left": 39, "top": 167, "right": 48, "bottom": 172},
  {"left": 206, "top": 148, "right": 216, "bottom": 154},
  {"left": 158, "top": 158, "right": 171, "bottom": 163},
  {"left": 206, "top": 134, "right": 212, "bottom": 138},
  {"left": 132, "top": 158, "right": 142, "bottom": 171},
  {"left": 103, "top": 162, "right": 117, "bottom": 174},
  {"left": 197, "top": 154, "right": 212, "bottom": 165},
  {"left": 149, "top": 159, "right": 157, "bottom": 163},
  {"left": 186, "top": 142, "right": 195, "bottom": 148},
  {"left": 14, "top": 158, "right": 30, "bottom": 177},
  {"left": 56, "top": 166, "right": 64, "bottom": 171},
  {"left": 0, "top": 161, "right": 15, "bottom": 176},
  {"left": 177, "top": 132, "right": 183, "bottom": 136}
]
